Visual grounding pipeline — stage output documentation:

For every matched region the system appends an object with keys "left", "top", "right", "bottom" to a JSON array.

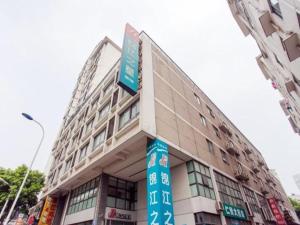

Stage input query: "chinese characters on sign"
[
  {"left": 267, "top": 198, "right": 287, "bottom": 225},
  {"left": 223, "top": 203, "right": 247, "bottom": 221},
  {"left": 38, "top": 196, "right": 57, "bottom": 225},
  {"left": 117, "top": 23, "right": 140, "bottom": 96},
  {"left": 147, "top": 139, "right": 175, "bottom": 225}
]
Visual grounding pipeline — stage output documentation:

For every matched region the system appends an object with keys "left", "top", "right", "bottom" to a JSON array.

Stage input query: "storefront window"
[
  {"left": 67, "top": 177, "right": 100, "bottom": 215},
  {"left": 257, "top": 194, "right": 274, "bottom": 221},
  {"left": 106, "top": 176, "right": 137, "bottom": 211},
  {"left": 214, "top": 171, "right": 245, "bottom": 209},
  {"left": 187, "top": 161, "right": 216, "bottom": 200},
  {"left": 194, "top": 212, "right": 222, "bottom": 225}
]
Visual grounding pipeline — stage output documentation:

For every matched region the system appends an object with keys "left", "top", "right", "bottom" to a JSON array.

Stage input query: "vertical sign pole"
[{"left": 147, "top": 139, "right": 175, "bottom": 225}]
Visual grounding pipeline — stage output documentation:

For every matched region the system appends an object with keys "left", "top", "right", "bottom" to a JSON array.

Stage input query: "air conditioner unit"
[
  {"left": 216, "top": 201, "right": 224, "bottom": 212},
  {"left": 245, "top": 202, "right": 254, "bottom": 217}
]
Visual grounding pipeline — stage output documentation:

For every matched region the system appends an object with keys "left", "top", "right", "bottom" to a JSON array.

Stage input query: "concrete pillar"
[{"left": 94, "top": 174, "right": 108, "bottom": 225}]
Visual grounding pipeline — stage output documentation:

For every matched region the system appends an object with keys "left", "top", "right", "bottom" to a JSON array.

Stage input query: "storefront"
[{"left": 104, "top": 207, "right": 136, "bottom": 225}]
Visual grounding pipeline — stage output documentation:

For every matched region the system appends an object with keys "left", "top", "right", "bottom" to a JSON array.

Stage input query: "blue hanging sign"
[
  {"left": 117, "top": 23, "right": 140, "bottom": 96},
  {"left": 146, "top": 139, "right": 175, "bottom": 225}
]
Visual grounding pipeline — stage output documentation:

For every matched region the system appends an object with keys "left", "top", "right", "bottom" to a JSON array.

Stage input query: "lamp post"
[
  {"left": 3, "top": 113, "right": 44, "bottom": 225},
  {"left": 0, "top": 178, "right": 11, "bottom": 220}
]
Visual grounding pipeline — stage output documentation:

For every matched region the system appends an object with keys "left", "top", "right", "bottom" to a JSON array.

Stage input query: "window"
[
  {"left": 214, "top": 171, "right": 245, "bottom": 208},
  {"left": 119, "top": 100, "right": 140, "bottom": 129},
  {"left": 111, "top": 90, "right": 119, "bottom": 108},
  {"left": 93, "top": 128, "right": 106, "bottom": 150},
  {"left": 235, "top": 134, "right": 241, "bottom": 144},
  {"left": 65, "top": 157, "right": 72, "bottom": 173},
  {"left": 186, "top": 161, "right": 215, "bottom": 200},
  {"left": 243, "top": 187, "right": 261, "bottom": 213},
  {"left": 206, "top": 139, "right": 214, "bottom": 153},
  {"left": 268, "top": 0, "right": 282, "bottom": 18},
  {"left": 107, "top": 176, "right": 137, "bottom": 211},
  {"left": 257, "top": 194, "right": 273, "bottom": 221},
  {"left": 243, "top": 151, "right": 249, "bottom": 161},
  {"left": 98, "top": 103, "right": 110, "bottom": 120},
  {"left": 91, "top": 96, "right": 99, "bottom": 111},
  {"left": 79, "top": 143, "right": 89, "bottom": 161},
  {"left": 213, "top": 126, "right": 221, "bottom": 139},
  {"left": 206, "top": 106, "right": 215, "bottom": 118},
  {"left": 194, "top": 212, "right": 222, "bottom": 225},
  {"left": 107, "top": 117, "right": 115, "bottom": 140},
  {"left": 103, "top": 81, "right": 113, "bottom": 96},
  {"left": 200, "top": 114, "right": 207, "bottom": 126},
  {"left": 220, "top": 149, "right": 229, "bottom": 164},
  {"left": 86, "top": 118, "right": 94, "bottom": 133},
  {"left": 194, "top": 93, "right": 201, "bottom": 105},
  {"left": 72, "top": 134, "right": 78, "bottom": 147},
  {"left": 67, "top": 177, "right": 100, "bottom": 215}
]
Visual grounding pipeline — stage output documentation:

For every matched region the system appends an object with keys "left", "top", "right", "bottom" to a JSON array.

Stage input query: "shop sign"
[
  {"left": 223, "top": 203, "right": 247, "bottom": 220},
  {"left": 105, "top": 207, "right": 136, "bottom": 222},
  {"left": 38, "top": 196, "right": 57, "bottom": 225},
  {"left": 117, "top": 23, "right": 140, "bottom": 96},
  {"left": 146, "top": 139, "right": 175, "bottom": 225},
  {"left": 267, "top": 198, "right": 287, "bottom": 225}
]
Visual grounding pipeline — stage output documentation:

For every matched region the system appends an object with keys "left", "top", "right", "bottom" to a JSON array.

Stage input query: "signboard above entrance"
[
  {"left": 117, "top": 23, "right": 140, "bottom": 96},
  {"left": 223, "top": 203, "right": 247, "bottom": 221}
]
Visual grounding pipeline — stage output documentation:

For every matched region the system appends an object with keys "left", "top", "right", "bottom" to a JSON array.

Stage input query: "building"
[
  {"left": 39, "top": 25, "right": 299, "bottom": 225},
  {"left": 294, "top": 174, "right": 300, "bottom": 191},
  {"left": 227, "top": 0, "right": 300, "bottom": 135}
]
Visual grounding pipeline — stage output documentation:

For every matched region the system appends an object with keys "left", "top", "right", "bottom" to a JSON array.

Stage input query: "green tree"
[
  {"left": 289, "top": 197, "right": 300, "bottom": 211},
  {"left": 0, "top": 165, "right": 44, "bottom": 217}
]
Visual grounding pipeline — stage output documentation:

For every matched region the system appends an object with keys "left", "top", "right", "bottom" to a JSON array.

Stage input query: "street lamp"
[
  {"left": 3, "top": 113, "right": 44, "bottom": 225},
  {"left": 0, "top": 178, "right": 11, "bottom": 220}
]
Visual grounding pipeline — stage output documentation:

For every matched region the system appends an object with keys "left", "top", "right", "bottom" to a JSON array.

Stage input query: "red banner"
[{"left": 267, "top": 198, "right": 287, "bottom": 225}]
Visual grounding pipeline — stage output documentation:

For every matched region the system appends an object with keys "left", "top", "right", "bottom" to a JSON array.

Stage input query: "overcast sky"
[{"left": 0, "top": 0, "right": 299, "bottom": 195}]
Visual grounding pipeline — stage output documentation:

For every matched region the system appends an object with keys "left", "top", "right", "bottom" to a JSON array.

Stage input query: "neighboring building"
[
  {"left": 227, "top": 0, "right": 300, "bottom": 135},
  {"left": 40, "top": 28, "right": 299, "bottom": 225},
  {"left": 290, "top": 194, "right": 300, "bottom": 202},
  {"left": 295, "top": 174, "right": 300, "bottom": 191}
]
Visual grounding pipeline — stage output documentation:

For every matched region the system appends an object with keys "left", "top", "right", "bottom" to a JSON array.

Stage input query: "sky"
[{"left": 0, "top": 0, "right": 299, "bottom": 195}]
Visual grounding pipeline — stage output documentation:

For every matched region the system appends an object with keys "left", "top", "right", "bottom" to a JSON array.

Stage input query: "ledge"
[
  {"left": 87, "top": 108, "right": 97, "bottom": 120},
  {"left": 118, "top": 94, "right": 131, "bottom": 107},
  {"left": 111, "top": 105, "right": 117, "bottom": 113},
  {"left": 67, "top": 146, "right": 76, "bottom": 155},
  {"left": 115, "top": 118, "right": 139, "bottom": 139},
  {"left": 82, "top": 129, "right": 92, "bottom": 142},
  {"left": 88, "top": 145, "right": 104, "bottom": 160},
  {"left": 95, "top": 115, "right": 108, "bottom": 130},
  {"left": 100, "top": 91, "right": 112, "bottom": 105},
  {"left": 75, "top": 159, "right": 86, "bottom": 171},
  {"left": 60, "top": 171, "right": 69, "bottom": 181},
  {"left": 106, "top": 137, "right": 112, "bottom": 145}
]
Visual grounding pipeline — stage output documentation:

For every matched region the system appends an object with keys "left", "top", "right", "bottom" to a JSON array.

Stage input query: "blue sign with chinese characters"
[
  {"left": 146, "top": 139, "right": 175, "bottom": 225},
  {"left": 117, "top": 23, "right": 140, "bottom": 96}
]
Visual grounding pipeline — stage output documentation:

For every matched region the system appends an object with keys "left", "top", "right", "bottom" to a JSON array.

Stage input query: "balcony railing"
[
  {"left": 234, "top": 163, "right": 249, "bottom": 182},
  {"left": 283, "top": 33, "right": 300, "bottom": 62},
  {"left": 219, "top": 122, "right": 232, "bottom": 136},
  {"left": 259, "top": 12, "right": 276, "bottom": 37},
  {"left": 226, "top": 141, "right": 239, "bottom": 155},
  {"left": 251, "top": 164, "right": 260, "bottom": 173},
  {"left": 244, "top": 145, "right": 252, "bottom": 154},
  {"left": 260, "top": 184, "right": 269, "bottom": 195}
]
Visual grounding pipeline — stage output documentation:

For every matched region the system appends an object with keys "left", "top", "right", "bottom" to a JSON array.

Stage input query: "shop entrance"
[{"left": 105, "top": 220, "right": 136, "bottom": 225}]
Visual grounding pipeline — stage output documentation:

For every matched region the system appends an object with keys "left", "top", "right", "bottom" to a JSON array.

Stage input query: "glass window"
[
  {"left": 67, "top": 177, "right": 100, "bottom": 215},
  {"left": 206, "top": 106, "right": 215, "bottom": 118},
  {"left": 268, "top": 0, "right": 282, "bottom": 18},
  {"left": 98, "top": 103, "right": 110, "bottom": 120},
  {"left": 220, "top": 149, "right": 229, "bottom": 164},
  {"left": 65, "top": 158, "right": 72, "bottom": 173},
  {"left": 194, "top": 93, "right": 201, "bottom": 105},
  {"left": 213, "top": 126, "right": 221, "bottom": 139},
  {"left": 103, "top": 81, "right": 113, "bottom": 96},
  {"left": 206, "top": 139, "right": 214, "bottom": 153},
  {"left": 119, "top": 100, "right": 140, "bottom": 129},
  {"left": 93, "top": 128, "right": 106, "bottom": 150},
  {"left": 243, "top": 187, "right": 261, "bottom": 213},
  {"left": 214, "top": 171, "right": 246, "bottom": 209},
  {"left": 79, "top": 143, "right": 89, "bottom": 161},
  {"left": 200, "top": 114, "right": 207, "bottom": 126},
  {"left": 186, "top": 161, "right": 215, "bottom": 200},
  {"left": 86, "top": 118, "right": 94, "bottom": 133},
  {"left": 107, "top": 176, "right": 137, "bottom": 211}
]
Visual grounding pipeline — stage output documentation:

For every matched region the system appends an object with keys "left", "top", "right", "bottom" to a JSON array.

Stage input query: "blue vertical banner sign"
[
  {"left": 117, "top": 23, "right": 140, "bottom": 96},
  {"left": 147, "top": 139, "right": 175, "bottom": 225}
]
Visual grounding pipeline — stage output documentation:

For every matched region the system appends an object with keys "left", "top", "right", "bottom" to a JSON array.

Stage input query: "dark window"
[
  {"left": 79, "top": 143, "right": 89, "bottom": 161},
  {"left": 214, "top": 171, "right": 245, "bottom": 208},
  {"left": 112, "top": 90, "right": 119, "bottom": 108},
  {"left": 67, "top": 177, "right": 100, "bottom": 215},
  {"left": 107, "top": 117, "right": 115, "bottom": 140},
  {"left": 243, "top": 187, "right": 261, "bottom": 213},
  {"left": 200, "top": 114, "right": 207, "bottom": 126},
  {"left": 186, "top": 161, "right": 215, "bottom": 200},
  {"left": 93, "top": 128, "right": 106, "bottom": 150},
  {"left": 213, "top": 126, "right": 221, "bottom": 139},
  {"left": 207, "top": 106, "right": 215, "bottom": 118},
  {"left": 220, "top": 149, "right": 229, "bottom": 164},
  {"left": 119, "top": 100, "right": 140, "bottom": 129},
  {"left": 268, "top": 0, "right": 282, "bottom": 18},
  {"left": 194, "top": 94, "right": 201, "bottom": 105},
  {"left": 107, "top": 176, "right": 137, "bottom": 211}
]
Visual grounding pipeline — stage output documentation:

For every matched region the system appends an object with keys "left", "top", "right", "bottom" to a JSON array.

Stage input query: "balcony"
[
  {"left": 226, "top": 141, "right": 238, "bottom": 155},
  {"left": 244, "top": 145, "right": 252, "bottom": 154},
  {"left": 219, "top": 122, "right": 232, "bottom": 136},
  {"left": 282, "top": 33, "right": 300, "bottom": 62},
  {"left": 251, "top": 164, "right": 260, "bottom": 174},
  {"left": 259, "top": 12, "right": 276, "bottom": 37},
  {"left": 234, "top": 163, "right": 249, "bottom": 182}
]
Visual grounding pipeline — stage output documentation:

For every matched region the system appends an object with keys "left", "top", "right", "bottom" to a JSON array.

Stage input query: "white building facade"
[
  {"left": 227, "top": 0, "right": 300, "bottom": 135},
  {"left": 38, "top": 29, "right": 299, "bottom": 225}
]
